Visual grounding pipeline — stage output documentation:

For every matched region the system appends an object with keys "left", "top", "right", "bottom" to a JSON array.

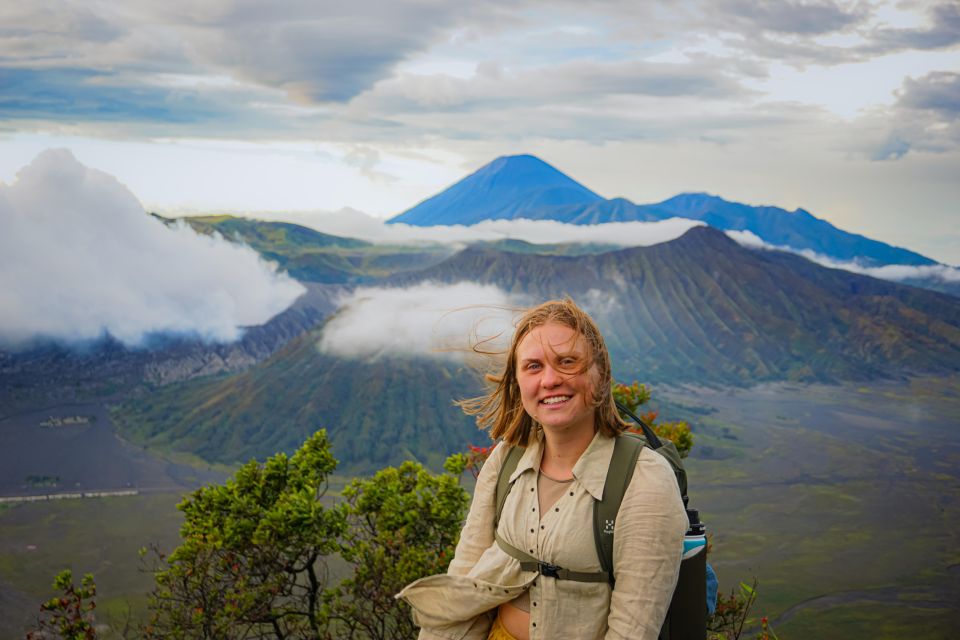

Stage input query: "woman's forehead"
[{"left": 516, "top": 322, "right": 589, "bottom": 356}]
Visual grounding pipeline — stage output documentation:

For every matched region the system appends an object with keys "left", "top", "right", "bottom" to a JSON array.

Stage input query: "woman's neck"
[{"left": 539, "top": 425, "right": 596, "bottom": 479}]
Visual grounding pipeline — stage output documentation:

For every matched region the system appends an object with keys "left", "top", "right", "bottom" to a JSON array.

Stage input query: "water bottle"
[{"left": 662, "top": 509, "right": 707, "bottom": 640}]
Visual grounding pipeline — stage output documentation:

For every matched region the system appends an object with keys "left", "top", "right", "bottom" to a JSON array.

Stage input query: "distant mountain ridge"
[
  {"left": 389, "top": 154, "right": 935, "bottom": 268},
  {"left": 395, "top": 225, "right": 958, "bottom": 382},
  {"left": 638, "top": 193, "right": 932, "bottom": 266}
]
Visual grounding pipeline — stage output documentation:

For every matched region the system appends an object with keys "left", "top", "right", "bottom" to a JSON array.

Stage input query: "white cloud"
[
  {"left": 582, "top": 288, "right": 621, "bottom": 317},
  {"left": 0, "top": 149, "right": 305, "bottom": 347},
  {"left": 725, "top": 229, "right": 768, "bottom": 249},
  {"left": 858, "top": 262, "right": 960, "bottom": 283},
  {"left": 317, "top": 282, "right": 521, "bottom": 361},
  {"left": 726, "top": 230, "right": 960, "bottom": 284},
  {"left": 286, "top": 208, "right": 705, "bottom": 248}
]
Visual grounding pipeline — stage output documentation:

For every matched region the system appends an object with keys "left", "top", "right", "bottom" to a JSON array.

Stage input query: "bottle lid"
[{"left": 686, "top": 508, "right": 706, "bottom": 535}]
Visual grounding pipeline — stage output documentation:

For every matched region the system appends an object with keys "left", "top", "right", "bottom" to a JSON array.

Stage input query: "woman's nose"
[{"left": 541, "top": 364, "right": 562, "bottom": 387}]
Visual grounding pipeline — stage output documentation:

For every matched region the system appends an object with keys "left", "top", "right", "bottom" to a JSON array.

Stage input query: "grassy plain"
[{"left": 0, "top": 492, "right": 184, "bottom": 638}]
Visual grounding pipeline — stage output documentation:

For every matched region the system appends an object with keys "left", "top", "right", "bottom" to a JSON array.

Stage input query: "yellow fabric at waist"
[{"left": 487, "top": 615, "right": 519, "bottom": 640}]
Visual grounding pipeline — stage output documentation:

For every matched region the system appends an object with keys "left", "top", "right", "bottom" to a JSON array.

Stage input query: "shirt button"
[
  {"left": 532, "top": 622, "right": 537, "bottom": 627},
  {"left": 532, "top": 507, "right": 536, "bottom": 512},
  {"left": 569, "top": 491, "right": 574, "bottom": 496},
  {"left": 533, "top": 602, "right": 537, "bottom": 607},
  {"left": 555, "top": 507, "right": 559, "bottom": 512},
  {"left": 530, "top": 487, "right": 534, "bottom": 492},
  {"left": 540, "top": 525, "right": 545, "bottom": 530},
  {"left": 530, "top": 528, "right": 534, "bottom": 533}
]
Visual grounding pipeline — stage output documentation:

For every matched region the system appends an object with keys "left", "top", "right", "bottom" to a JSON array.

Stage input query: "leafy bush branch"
[{"left": 26, "top": 570, "right": 97, "bottom": 640}]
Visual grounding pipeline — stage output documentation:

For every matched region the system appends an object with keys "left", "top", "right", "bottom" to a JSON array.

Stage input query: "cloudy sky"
[{"left": 2, "top": 0, "right": 958, "bottom": 264}]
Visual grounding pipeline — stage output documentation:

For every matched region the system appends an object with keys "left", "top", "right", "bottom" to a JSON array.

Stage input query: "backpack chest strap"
[{"left": 494, "top": 531, "right": 610, "bottom": 583}]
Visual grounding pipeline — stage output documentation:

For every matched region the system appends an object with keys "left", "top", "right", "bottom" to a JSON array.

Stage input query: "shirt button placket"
[
  {"left": 530, "top": 581, "right": 538, "bottom": 638},
  {"left": 530, "top": 480, "right": 539, "bottom": 554}
]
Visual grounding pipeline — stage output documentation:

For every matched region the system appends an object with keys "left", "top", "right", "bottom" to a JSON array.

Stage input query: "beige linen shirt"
[{"left": 397, "top": 430, "right": 688, "bottom": 640}]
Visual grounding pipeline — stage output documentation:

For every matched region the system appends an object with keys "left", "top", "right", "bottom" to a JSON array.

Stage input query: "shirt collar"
[
  {"left": 572, "top": 431, "right": 616, "bottom": 501},
  {"left": 509, "top": 430, "right": 543, "bottom": 484},
  {"left": 508, "top": 429, "right": 616, "bottom": 501}
]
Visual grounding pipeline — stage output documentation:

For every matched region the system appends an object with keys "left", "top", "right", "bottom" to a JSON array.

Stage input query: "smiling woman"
[{"left": 397, "top": 298, "right": 688, "bottom": 640}]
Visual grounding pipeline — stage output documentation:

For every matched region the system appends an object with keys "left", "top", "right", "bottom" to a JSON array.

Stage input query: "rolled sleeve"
[
  {"left": 605, "top": 449, "right": 688, "bottom": 640},
  {"left": 447, "top": 442, "right": 507, "bottom": 576}
]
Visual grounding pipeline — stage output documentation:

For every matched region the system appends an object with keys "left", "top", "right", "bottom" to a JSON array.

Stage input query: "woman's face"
[{"left": 515, "top": 321, "right": 599, "bottom": 437}]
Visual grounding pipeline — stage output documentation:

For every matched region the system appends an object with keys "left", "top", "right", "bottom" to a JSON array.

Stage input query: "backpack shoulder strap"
[
  {"left": 593, "top": 433, "right": 645, "bottom": 585},
  {"left": 494, "top": 444, "right": 525, "bottom": 530},
  {"left": 614, "top": 400, "right": 688, "bottom": 504}
]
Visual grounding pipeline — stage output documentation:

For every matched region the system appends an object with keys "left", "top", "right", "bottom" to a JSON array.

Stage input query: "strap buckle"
[{"left": 538, "top": 561, "right": 561, "bottom": 579}]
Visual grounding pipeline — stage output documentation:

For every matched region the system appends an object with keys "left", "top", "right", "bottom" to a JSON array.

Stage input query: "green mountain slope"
[
  {"left": 180, "top": 215, "right": 454, "bottom": 283},
  {"left": 114, "top": 333, "right": 483, "bottom": 473},
  {"left": 185, "top": 214, "right": 370, "bottom": 250}
]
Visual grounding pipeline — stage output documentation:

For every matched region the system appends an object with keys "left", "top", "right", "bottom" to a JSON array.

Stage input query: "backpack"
[{"left": 492, "top": 401, "right": 705, "bottom": 639}]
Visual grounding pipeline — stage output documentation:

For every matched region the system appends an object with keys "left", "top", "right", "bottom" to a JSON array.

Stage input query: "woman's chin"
[{"left": 537, "top": 412, "right": 594, "bottom": 436}]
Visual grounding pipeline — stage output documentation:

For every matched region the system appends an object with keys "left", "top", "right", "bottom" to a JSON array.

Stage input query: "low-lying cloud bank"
[
  {"left": 727, "top": 230, "right": 960, "bottom": 284},
  {"left": 317, "top": 282, "right": 522, "bottom": 361},
  {"left": 0, "top": 150, "right": 305, "bottom": 348},
  {"left": 284, "top": 208, "right": 705, "bottom": 248}
]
